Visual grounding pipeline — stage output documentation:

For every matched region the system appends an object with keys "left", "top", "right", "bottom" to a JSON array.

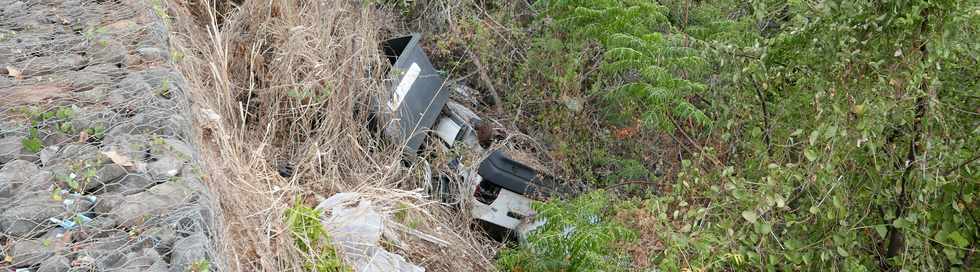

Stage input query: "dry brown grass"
[{"left": 164, "top": 0, "right": 500, "bottom": 270}]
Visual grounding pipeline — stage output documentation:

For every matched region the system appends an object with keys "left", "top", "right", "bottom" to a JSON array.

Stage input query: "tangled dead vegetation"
[{"left": 167, "top": 0, "right": 500, "bottom": 271}]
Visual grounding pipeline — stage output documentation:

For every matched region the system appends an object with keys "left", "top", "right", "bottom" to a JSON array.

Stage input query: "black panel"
[{"left": 477, "top": 150, "right": 566, "bottom": 199}]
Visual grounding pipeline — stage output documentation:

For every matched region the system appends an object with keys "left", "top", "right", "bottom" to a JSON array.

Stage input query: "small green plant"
[
  {"left": 55, "top": 160, "right": 101, "bottom": 193},
  {"left": 0, "top": 29, "right": 15, "bottom": 42},
  {"left": 22, "top": 127, "right": 43, "bottom": 153},
  {"left": 150, "top": 0, "right": 171, "bottom": 22},
  {"left": 497, "top": 191, "right": 635, "bottom": 272},
  {"left": 285, "top": 200, "right": 349, "bottom": 272},
  {"left": 158, "top": 78, "right": 172, "bottom": 98},
  {"left": 83, "top": 126, "right": 106, "bottom": 141},
  {"left": 393, "top": 202, "right": 420, "bottom": 229},
  {"left": 190, "top": 259, "right": 211, "bottom": 272},
  {"left": 171, "top": 49, "right": 185, "bottom": 62}
]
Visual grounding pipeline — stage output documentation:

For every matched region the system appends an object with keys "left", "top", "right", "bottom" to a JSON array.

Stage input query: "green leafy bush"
[
  {"left": 489, "top": 0, "right": 978, "bottom": 270},
  {"left": 21, "top": 128, "right": 43, "bottom": 153},
  {"left": 614, "top": 0, "right": 980, "bottom": 270},
  {"left": 284, "top": 200, "right": 349, "bottom": 272},
  {"left": 535, "top": 0, "right": 710, "bottom": 131},
  {"left": 497, "top": 191, "right": 635, "bottom": 272}
]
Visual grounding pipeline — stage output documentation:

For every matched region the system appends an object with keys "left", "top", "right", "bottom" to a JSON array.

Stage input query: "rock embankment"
[{"left": 1, "top": 0, "right": 221, "bottom": 271}]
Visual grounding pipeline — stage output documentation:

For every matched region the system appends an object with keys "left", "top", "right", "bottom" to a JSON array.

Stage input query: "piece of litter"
[
  {"left": 317, "top": 193, "right": 425, "bottom": 272},
  {"left": 102, "top": 150, "right": 135, "bottom": 167},
  {"left": 202, "top": 108, "right": 221, "bottom": 122},
  {"left": 48, "top": 214, "right": 92, "bottom": 230},
  {"left": 49, "top": 217, "right": 77, "bottom": 230},
  {"left": 6, "top": 66, "right": 23, "bottom": 79}
]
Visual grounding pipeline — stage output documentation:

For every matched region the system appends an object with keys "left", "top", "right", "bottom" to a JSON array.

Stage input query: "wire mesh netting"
[{"left": 0, "top": 0, "right": 224, "bottom": 271}]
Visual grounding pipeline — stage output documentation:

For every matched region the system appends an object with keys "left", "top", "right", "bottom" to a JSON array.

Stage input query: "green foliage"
[
  {"left": 21, "top": 127, "right": 43, "bottom": 153},
  {"left": 190, "top": 259, "right": 211, "bottom": 272},
  {"left": 497, "top": 191, "right": 635, "bottom": 272},
  {"left": 601, "top": 32, "right": 709, "bottom": 131},
  {"left": 478, "top": 0, "right": 978, "bottom": 270},
  {"left": 507, "top": 0, "right": 700, "bottom": 184},
  {"left": 84, "top": 126, "right": 106, "bottom": 141},
  {"left": 615, "top": 0, "right": 980, "bottom": 270},
  {"left": 535, "top": 0, "right": 710, "bottom": 131},
  {"left": 284, "top": 200, "right": 349, "bottom": 272},
  {"left": 55, "top": 160, "right": 101, "bottom": 193}
]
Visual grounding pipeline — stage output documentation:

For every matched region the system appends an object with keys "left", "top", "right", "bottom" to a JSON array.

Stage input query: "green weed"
[{"left": 284, "top": 200, "right": 350, "bottom": 272}]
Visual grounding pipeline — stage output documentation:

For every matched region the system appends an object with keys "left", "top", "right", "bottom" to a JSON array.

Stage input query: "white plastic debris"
[
  {"left": 48, "top": 214, "right": 92, "bottom": 230},
  {"left": 316, "top": 193, "right": 424, "bottom": 272}
]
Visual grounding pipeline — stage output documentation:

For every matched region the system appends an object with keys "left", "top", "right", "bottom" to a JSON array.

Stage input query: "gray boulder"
[
  {"left": 85, "top": 38, "right": 127, "bottom": 64},
  {"left": 109, "top": 181, "right": 193, "bottom": 227},
  {"left": 147, "top": 138, "right": 192, "bottom": 178},
  {"left": 75, "top": 231, "right": 133, "bottom": 269},
  {"left": 142, "top": 226, "right": 177, "bottom": 255},
  {"left": 0, "top": 159, "right": 38, "bottom": 198},
  {"left": 0, "top": 136, "right": 34, "bottom": 164},
  {"left": 88, "top": 163, "right": 127, "bottom": 192},
  {"left": 93, "top": 193, "right": 124, "bottom": 215},
  {"left": 136, "top": 47, "right": 167, "bottom": 63},
  {"left": 115, "top": 248, "right": 167, "bottom": 272},
  {"left": 58, "top": 70, "right": 112, "bottom": 92},
  {"left": 40, "top": 130, "right": 73, "bottom": 147},
  {"left": 82, "top": 63, "right": 124, "bottom": 76},
  {"left": 170, "top": 232, "right": 209, "bottom": 272},
  {"left": 10, "top": 239, "right": 57, "bottom": 267},
  {"left": 19, "top": 54, "right": 87, "bottom": 77},
  {"left": 37, "top": 254, "right": 71, "bottom": 272},
  {"left": 0, "top": 192, "right": 64, "bottom": 237},
  {"left": 103, "top": 174, "right": 156, "bottom": 196},
  {"left": 39, "top": 145, "right": 60, "bottom": 166},
  {"left": 47, "top": 144, "right": 104, "bottom": 166},
  {"left": 105, "top": 109, "right": 186, "bottom": 139},
  {"left": 102, "top": 133, "right": 150, "bottom": 162},
  {"left": 48, "top": 162, "right": 124, "bottom": 193},
  {"left": 64, "top": 194, "right": 95, "bottom": 214},
  {"left": 73, "top": 216, "right": 118, "bottom": 242}
]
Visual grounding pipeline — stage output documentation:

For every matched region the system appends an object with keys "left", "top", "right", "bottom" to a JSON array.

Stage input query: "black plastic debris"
[
  {"left": 477, "top": 150, "right": 569, "bottom": 199},
  {"left": 277, "top": 162, "right": 294, "bottom": 178},
  {"left": 378, "top": 33, "right": 450, "bottom": 156}
]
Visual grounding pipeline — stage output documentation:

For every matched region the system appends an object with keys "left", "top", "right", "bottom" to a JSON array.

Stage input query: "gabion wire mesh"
[{"left": 0, "top": 0, "right": 224, "bottom": 271}]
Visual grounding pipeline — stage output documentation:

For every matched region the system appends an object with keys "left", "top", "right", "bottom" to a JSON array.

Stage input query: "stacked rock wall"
[{"left": 0, "top": 0, "right": 222, "bottom": 271}]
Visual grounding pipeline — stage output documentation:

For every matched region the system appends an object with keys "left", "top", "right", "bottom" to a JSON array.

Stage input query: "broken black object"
[
  {"left": 473, "top": 178, "right": 502, "bottom": 205},
  {"left": 431, "top": 175, "right": 460, "bottom": 205},
  {"left": 277, "top": 162, "right": 294, "bottom": 178},
  {"left": 378, "top": 33, "right": 450, "bottom": 156},
  {"left": 477, "top": 150, "right": 568, "bottom": 199}
]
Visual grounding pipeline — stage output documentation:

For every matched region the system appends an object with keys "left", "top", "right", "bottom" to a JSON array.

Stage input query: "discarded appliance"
[
  {"left": 430, "top": 96, "right": 567, "bottom": 238},
  {"left": 375, "top": 33, "right": 451, "bottom": 157},
  {"left": 370, "top": 34, "right": 571, "bottom": 240},
  {"left": 477, "top": 150, "right": 568, "bottom": 199}
]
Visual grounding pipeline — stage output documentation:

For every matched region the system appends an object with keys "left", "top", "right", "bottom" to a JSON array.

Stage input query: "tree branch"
[{"left": 467, "top": 49, "right": 505, "bottom": 114}]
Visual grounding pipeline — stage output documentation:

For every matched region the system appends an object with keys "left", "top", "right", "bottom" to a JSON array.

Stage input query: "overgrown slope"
[{"left": 403, "top": 0, "right": 979, "bottom": 270}]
